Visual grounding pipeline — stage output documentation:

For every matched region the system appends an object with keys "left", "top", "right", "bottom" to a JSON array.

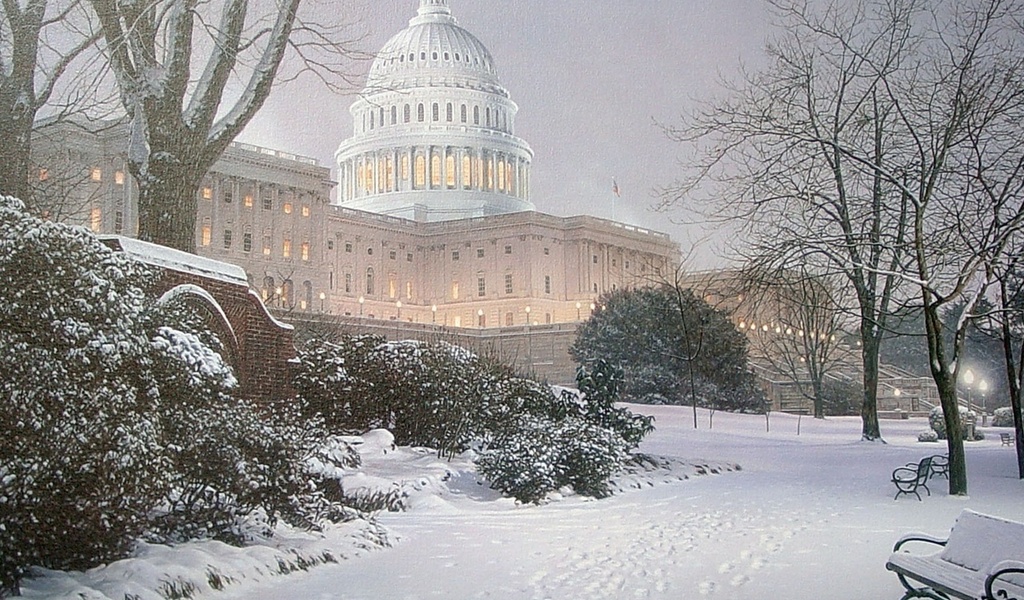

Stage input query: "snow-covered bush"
[
  {"left": 993, "top": 406, "right": 1021, "bottom": 427},
  {"left": 918, "top": 430, "right": 939, "bottom": 443},
  {"left": 293, "top": 337, "right": 655, "bottom": 504},
  {"left": 929, "top": 405, "right": 979, "bottom": 440},
  {"left": 0, "top": 197, "right": 167, "bottom": 593}
]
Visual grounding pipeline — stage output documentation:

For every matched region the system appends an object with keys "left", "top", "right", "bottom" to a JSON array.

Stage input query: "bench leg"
[{"left": 895, "top": 575, "right": 953, "bottom": 600}]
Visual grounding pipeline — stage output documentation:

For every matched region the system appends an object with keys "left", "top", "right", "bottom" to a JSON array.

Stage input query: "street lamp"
[
  {"left": 477, "top": 308, "right": 484, "bottom": 328},
  {"left": 431, "top": 304, "right": 437, "bottom": 323},
  {"left": 524, "top": 305, "right": 531, "bottom": 325},
  {"left": 319, "top": 291, "right": 326, "bottom": 312},
  {"left": 979, "top": 379, "right": 989, "bottom": 413},
  {"left": 963, "top": 368, "right": 975, "bottom": 412},
  {"left": 576, "top": 301, "right": 581, "bottom": 320},
  {"left": 274, "top": 286, "right": 283, "bottom": 307},
  {"left": 396, "top": 300, "right": 402, "bottom": 320},
  {"left": 358, "top": 295, "right": 364, "bottom": 316}
]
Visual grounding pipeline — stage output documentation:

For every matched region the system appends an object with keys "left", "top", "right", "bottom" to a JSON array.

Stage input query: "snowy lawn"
[{"left": 23, "top": 405, "right": 1024, "bottom": 599}]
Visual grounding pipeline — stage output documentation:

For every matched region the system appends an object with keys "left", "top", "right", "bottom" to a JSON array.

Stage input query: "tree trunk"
[
  {"left": 811, "top": 375, "right": 824, "bottom": 419},
  {"left": 0, "top": 114, "right": 32, "bottom": 202},
  {"left": 133, "top": 152, "right": 202, "bottom": 253},
  {"left": 997, "top": 278, "right": 1024, "bottom": 479},
  {"left": 859, "top": 325, "right": 883, "bottom": 440},
  {"left": 924, "top": 302, "right": 968, "bottom": 496}
]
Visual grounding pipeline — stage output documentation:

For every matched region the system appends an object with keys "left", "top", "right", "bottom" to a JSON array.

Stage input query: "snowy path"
[{"left": 225, "top": 407, "right": 1024, "bottom": 599}]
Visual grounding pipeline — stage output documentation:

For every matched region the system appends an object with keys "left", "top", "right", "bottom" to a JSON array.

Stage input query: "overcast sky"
[{"left": 240, "top": 1, "right": 772, "bottom": 268}]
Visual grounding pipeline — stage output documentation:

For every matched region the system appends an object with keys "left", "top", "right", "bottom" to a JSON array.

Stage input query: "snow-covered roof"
[{"left": 100, "top": 235, "right": 249, "bottom": 287}]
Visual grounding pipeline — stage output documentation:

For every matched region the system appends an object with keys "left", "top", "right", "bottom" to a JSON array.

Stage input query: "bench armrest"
[
  {"left": 892, "top": 466, "right": 920, "bottom": 480},
  {"left": 985, "top": 561, "right": 1024, "bottom": 600},
  {"left": 893, "top": 533, "right": 948, "bottom": 553}
]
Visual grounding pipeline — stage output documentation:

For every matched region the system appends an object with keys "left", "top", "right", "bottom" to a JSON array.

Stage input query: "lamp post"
[
  {"left": 396, "top": 300, "right": 402, "bottom": 321},
  {"left": 431, "top": 304, "right": 437, "bottom": 324},
  {"left": 979, "top": 379, "right": 989, "bottom": 414},
  {"left": 319, "top": 291, "right": 326, "bottom": 312},
  {"left": 963, "top": 368, "right": 975, "bottom": 413},
  {"left": 477, "top": 308, "right": 484, "bottom": 328},
  {"left": 524, "top": 305, "right": 531, "bottom": 325},
  {"left": 274, "top": 286, "right": 283, "bottom": 307},
  {"left": 575, "top": 301, "right": 581, "bottom": 321},
  {"left": 358, "top": 295, "right": 364, "bottom": 317}
]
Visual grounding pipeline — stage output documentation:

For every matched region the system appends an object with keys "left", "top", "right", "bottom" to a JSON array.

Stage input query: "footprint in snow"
[
  {"left": 718, "top": 562, "right": 735, "bottom": 574},
  {"left": 730, "top": 574, "right": 750, "bottom": 587},
  {"left": 698, "top": 580, "right": 716, "bottom": 595}
]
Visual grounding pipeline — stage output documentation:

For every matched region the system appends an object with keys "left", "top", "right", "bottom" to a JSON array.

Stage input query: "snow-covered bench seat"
[{"left": 886, "top": 509, "right": 1024, "bottom": 600}]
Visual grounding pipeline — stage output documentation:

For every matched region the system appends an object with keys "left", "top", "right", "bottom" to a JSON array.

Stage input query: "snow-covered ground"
[{"left": 24, "top": 405, "right": 1024, "bottom": 599}]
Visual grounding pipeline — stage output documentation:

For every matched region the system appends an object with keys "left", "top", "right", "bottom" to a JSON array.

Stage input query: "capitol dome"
[{"left": 335, "top": 0, "right": 534, "bottom": 222}]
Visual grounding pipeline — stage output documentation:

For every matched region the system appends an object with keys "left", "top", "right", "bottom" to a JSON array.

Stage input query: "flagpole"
[{"left": 611, "top": 178, "right": 620, "bottom": 223}]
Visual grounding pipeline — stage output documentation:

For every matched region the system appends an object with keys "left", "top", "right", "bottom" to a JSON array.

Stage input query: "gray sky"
[{"left": 241, "top": 1, "right": 771, "bottom": 268}]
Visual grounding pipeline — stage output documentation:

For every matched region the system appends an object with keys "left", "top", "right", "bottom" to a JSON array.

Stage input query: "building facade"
[{"left": 29, "top": 0, "right": 679, "bottom": 343}]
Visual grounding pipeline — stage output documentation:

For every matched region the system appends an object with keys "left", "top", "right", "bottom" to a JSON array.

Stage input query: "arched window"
[
  {"left": 432, "top": 102, "right": 439, "bottom": 121},
  {"left": 431, "top": 154, "right": 441, "bottom": 187},
  {"left": 415, "top": 155, "right": 426, "bottom": 188},
  {"left": 462, "top": 155, "right": 472, "bottom": 188},
  {"left": 473, "top": 105, "right": 480, "bottom": 125},
  {"left": 402, "top": 154, "right": 410, "bottom": 181},
  {"left": 364, "top": 161, "right": 374, "bottom": 192},
  {"left": 446, "top": 102, "right": 453, "bottom": 122},
  {"left": 486, "top": 157, "right": 494, "bottom": 190},
  {"left": 369, "top": 111, "right": 374, "bottom": 130},
  {"left": 377, "top": 157, "right": 386, "bottom": 192},
  {"left": 366, "top": 268, "right": 375, "bottom": 296},
  {"left": 404, "top": 104, "right": 411, "bottom": 123},
  {"left": 379, "top": 107, "right": 384, "bottom": 128},
  {"left": 302, "top": 281, "right": 312, "bottom": 311},
  {"left": 508, "top": 161, "right": 515, "bottom": 195},
  {"left": 417, "top": 103, "right": 424, "bottom": 122},
  {"left": 461, "top": 104, "right": 467, "bottom": 123},
  {"left": 391, "top": 105, "right": 397, "bottom": 125},
  {"left": 498, "top": 159, "right": 505, "bottom": 191},
  {"left": 386, "top": 157, "right": 394, "bottom": 192},
  {"left": 446, "top": 155, "right": 456, "bottom": 188},
  {"left": 486, "top": 107, "right": 491, "bottom": 127}
]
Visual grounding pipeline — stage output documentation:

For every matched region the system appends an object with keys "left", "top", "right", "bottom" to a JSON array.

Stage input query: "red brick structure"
[{"left": 101, "top": 236, "right": 296, "bottom": 403}]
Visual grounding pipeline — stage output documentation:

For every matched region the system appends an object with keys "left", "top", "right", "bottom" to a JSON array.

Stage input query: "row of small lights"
[{"left": 738, "top": 320, "right": 837, "bottom": 342}]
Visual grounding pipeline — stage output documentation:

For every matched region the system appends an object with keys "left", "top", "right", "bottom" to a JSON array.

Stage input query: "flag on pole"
[{"left": 612, "top": 178, "right": 620, "bottom": 197}]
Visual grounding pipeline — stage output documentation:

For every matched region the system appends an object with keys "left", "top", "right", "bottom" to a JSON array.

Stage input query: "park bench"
[
  {"left": 892, "top": 455, "right": 947, "bottom": 501},
  {"left": 1001, "top": 432, "right": 1015, "bottom": 447},
  {"left": 886, "top": 509, "right": 1024, "bottom": 600}
]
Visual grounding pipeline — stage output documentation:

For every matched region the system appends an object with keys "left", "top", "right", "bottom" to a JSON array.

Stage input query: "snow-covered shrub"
[
  {"left": 575, "top": 361, "right": 654, "bottom": 449},
  {"left": 918, "top": 430, "right": 939, "bottom": 443},
  {"left": 0, "top": 197, "right": 167, "bottom": 592},
  {"left": 929, "top": 406, "right": 978, "bottom": 440},
  {"left": 993, "top": 406, "right": 1021, "bottom": 427}
]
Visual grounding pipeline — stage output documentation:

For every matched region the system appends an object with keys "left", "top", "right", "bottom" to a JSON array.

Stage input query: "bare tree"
[
  {"left": 662, "top": 0, "right": 916, "bottom": 442},
  {"left": 743, "top": 267, "right": 845, "bottom": 419},
  {"left": 0, "top": 0, "right": 101, "bottom": 201},
  {"left": 88, "top": 0, "right": 363, "bottom": 252}
]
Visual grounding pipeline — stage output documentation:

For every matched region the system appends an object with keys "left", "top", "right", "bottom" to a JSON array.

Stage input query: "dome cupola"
[{"left": 335, "top": 0, "right": 534, "bottom": 222}]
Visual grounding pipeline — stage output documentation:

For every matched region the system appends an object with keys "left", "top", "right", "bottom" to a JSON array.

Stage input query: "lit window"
[
  {"left": 90, "top": 207, "right": 102, "bottom": 231},
  {"left": 90, "top": 168, "right": 102, "bottom": 182},
  {"left": 302, "top": 205, "right": 310, "bottom": 217},
  {"left": 38, "top": 168, "right": 49, "bottom": 181},
  {"left": 223, "top": 229, "right": 232, "bottom": 249},
  {"left": 283, "top": 202, "right": 293, "bottom": 214},
  {"left": 462, "top": 155, "right": 472, "bottom": 188},
  {"left": 301, "top": 242, "right": 310, "bottom": 261},
  {"left": 386, "top": 158, "right": 394, "bottom": 192},
  {"left": 406, "top": 282, "right": 413, "bottom": 299},
  {"left": 243, "top": 232, "right": 252, "bottom": 252},
  {"left": 431, "top": 155, "right": 441, "bottom": 187},
  {"left": 454, "top": 315, "right": 462, "bottom": 327},
  {"left": 498, "top": 160, "right": 505, "bottom": 191},
  {"left": 402, "top": 155, "right": 410, "bottom": 181},
  {"left": 114, "top": 171, "right": 125, "bottom": 185},
  {"left": 505, "top": 274, "right": 513, "bottom": 294},
  {"left": 202, "top": 186, "right": 212, "bottom": 199},
  {"left": 452, "top": 282, "right": 459, "bottom": 299},
  {"left": 244, "top": 194, "right": 253, "bottom": 208},
  {"left": 365, "top": 162, "right": 374, "bottom": 192},
  {"left": 415, "top": 156, "right": 426, "bottom": 188},
  {"left": 446, "top": 155, "right": 456, "bottom": 188},
  {"left": 486, "top": 159, "right": 493, "bottom": 190},
  {"left": 477, "top": 277, "right": 486, "bottom": 297},
  {"left": 201, "top": 220, "right": 211, "bottom": 246},
  {"left": 389, "top": 277, "right": 396, "bottom": 299},
  {"left": 283, "top": 239, "right": 291, "bottom": 258},
  {"left": 263, "top": 235, "right": 271, "bottom": 256}
]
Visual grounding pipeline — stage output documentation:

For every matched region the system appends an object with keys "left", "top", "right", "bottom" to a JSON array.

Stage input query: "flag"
[{"left": 612, "top": 178, "right": 620, "bottom": 197}]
